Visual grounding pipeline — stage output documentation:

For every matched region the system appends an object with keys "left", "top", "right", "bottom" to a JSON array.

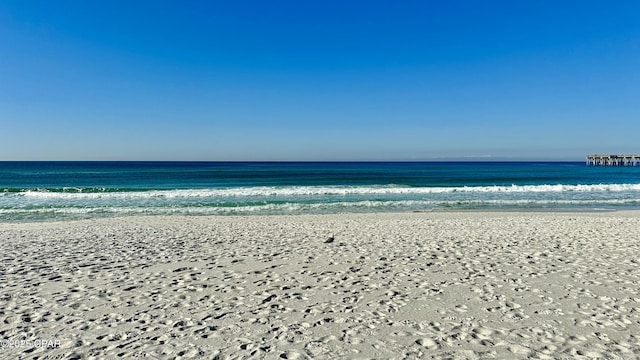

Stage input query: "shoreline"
[
  {"left": 2, "top": 211, "right": 640, "bottom": 359},
  {"left": 2, "top": 206, "right": 639, "bottom": 225}
]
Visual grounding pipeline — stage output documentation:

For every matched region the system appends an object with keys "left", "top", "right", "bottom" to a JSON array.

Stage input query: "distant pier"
[{"left": 586, "top": 155, "right": 640, "bottom": 166}]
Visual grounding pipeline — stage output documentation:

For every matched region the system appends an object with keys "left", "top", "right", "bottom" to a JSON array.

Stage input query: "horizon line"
[{"left": 0, "top": 159, "right": 588, "bottom": 163}]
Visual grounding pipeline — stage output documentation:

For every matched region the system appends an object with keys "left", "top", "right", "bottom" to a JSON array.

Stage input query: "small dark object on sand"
[{"left": 325, "top": 236, "right": 335, "bottom": 243}]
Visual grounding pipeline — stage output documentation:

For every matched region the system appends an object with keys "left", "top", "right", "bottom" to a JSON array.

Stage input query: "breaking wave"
[{"left": 4, "top": 183, "right": 640, "bottom": 199}]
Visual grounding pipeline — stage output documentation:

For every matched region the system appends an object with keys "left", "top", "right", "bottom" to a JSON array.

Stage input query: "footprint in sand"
[
  {"left": 280, "top": 350, "right": 304, "bottom": 359},
  {"left": 415, "top": 337, "right": 439, "bottom": 349}
]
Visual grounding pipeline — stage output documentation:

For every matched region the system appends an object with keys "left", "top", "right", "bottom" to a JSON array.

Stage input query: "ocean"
[{"left": 1, "top": 161, "right": 640, "bottom": 221}]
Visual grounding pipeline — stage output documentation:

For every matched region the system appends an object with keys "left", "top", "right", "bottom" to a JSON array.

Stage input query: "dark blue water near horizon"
[{"left": 2, "top": 161, "right": 640, "bottom": 220}]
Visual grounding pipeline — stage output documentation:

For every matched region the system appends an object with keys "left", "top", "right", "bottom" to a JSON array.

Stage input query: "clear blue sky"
[{"left": 1, "top": 1, "right": 638, "bottom": 161}]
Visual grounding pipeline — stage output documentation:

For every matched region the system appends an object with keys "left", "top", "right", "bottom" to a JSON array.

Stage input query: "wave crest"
[{"left": 5, "top": 183, "right": 640, "bottom": 199}]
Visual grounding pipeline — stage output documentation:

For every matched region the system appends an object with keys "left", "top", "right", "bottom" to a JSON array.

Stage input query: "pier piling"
[{"left": 586, "top": 155, "right": 640, "bottom": 166}]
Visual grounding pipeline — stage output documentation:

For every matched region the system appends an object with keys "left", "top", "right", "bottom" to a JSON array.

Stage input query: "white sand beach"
[{"left": 1, "top": 211, "right": 640, "bottom": 359}]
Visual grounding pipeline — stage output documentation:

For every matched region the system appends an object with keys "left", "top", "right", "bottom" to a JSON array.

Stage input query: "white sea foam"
[
  {"left": 2, "top": 198, "right": 639, "bottom": 217},
  {"left": 7, "top": 183, "right": 640, "bottom": 199}
]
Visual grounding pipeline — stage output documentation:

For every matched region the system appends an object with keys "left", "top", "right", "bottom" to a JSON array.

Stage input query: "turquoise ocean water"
[{"left": 2, "top": 161, "right": 640, "bottom": 221}]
